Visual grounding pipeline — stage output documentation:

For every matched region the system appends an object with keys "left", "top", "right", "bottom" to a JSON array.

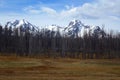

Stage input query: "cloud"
[
  {"left": 59, "top": 0, "right": 120, "bottom": 21},
  {"left": 41, "top": 7, "right": 57, "bottom": 15},
  {"left": 21, "top": 0, "right": 120, "bottom": 31},
  {"left": 65, "top": 5, "right": 70, "bottom": 10},
  {"left": 24, "top": 6, "right": 57, "bottom": 16},
  {"left": 23, "top": 6, "right": 41, "bottom": 14},
  {"left": 65, "top": 5, "right": 74, "bottom": 10},
  {"left": 24, "top": 0, "right": 120, "bottom": 21}
]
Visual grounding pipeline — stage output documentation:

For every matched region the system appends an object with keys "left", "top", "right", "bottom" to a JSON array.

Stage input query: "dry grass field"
[{"left": 0, "top": 56, "right": 120, "bottom": 80}]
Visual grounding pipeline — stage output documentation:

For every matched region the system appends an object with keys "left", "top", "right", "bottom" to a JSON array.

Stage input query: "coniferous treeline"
[{"left": 0, "top": 25, "right": 120, "bottom": 59}]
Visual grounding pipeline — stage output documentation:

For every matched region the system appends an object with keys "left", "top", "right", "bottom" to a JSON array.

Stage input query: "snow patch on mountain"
[{"left": 41, "top": 24, "right": 64, "bottom": 37}]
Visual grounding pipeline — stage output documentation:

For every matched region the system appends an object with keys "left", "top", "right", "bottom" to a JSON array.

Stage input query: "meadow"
[{"left": 0, "top": 56, "right": 120, "bottom": 80}]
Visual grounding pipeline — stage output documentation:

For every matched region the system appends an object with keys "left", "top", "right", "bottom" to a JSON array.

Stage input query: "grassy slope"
[{"left": 0, "top": 56, "right": 120, "bottom": 80}]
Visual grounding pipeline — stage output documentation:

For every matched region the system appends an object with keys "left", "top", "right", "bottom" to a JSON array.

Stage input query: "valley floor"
[{"left": 0, "top": 56, "right": 120, "bottom": 80}]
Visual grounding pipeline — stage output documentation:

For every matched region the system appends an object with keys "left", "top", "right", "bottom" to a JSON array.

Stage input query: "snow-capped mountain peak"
[
  {"left": 46, "top": 24, "right": 63, "bottom": 31},
  {"left": 67, "top": 19, "right": 83, "bottom": 28},
  {"left": 64, "top": 20, "right": 84, "bottom": 37},
  {"left": 6, "top": 19, "right": 39, "bottom": 32},
  {"left": 64, "top": 19, "right": 103, "bottom": 37},
  {"left": 12, "top": 19, "right": 29, "bottom": 27},
  {"left": 5, "top": 19, "right": 40, "bottom": 36},
  {"left": 41, "top": 24, "right": 64, "bottom": 37}
]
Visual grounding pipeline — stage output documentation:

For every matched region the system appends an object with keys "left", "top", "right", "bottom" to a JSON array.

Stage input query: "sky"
[{"left": 0, "top": 0, "right": 120, "bottom": 31}]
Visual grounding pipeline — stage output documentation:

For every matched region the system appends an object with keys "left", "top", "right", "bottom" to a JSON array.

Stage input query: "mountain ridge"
[{"left": 4, "top": 19, "right": 104, "bottom": 37}]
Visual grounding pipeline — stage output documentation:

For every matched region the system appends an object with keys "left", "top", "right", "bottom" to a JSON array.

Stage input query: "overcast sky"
[{"left": 0, "top": 0, "right": 120, "bottom": 31}]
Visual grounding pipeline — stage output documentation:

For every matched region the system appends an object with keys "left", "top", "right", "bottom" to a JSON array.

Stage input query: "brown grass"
[{"left": 0, "top": 56, "right": 119, "bottom": 80}]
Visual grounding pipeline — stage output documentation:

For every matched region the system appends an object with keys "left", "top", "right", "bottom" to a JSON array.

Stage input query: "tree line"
[{"left": 0, "top": 25, "right": 120, "bottom": 59}]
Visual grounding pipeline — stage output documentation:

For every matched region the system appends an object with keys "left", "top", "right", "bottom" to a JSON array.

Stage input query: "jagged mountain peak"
[
  {"left": 13, "top": 19, "right": 27, "bottom": 26},
  {"left": 12, "top": 19, "right": 32, "bottom": 27},
  {"left": 47, "top": 24, "right": 62, "bottom": 30},
  {"left": 64, "top": 19, "right": 103, "bottom": 37},
  {"left": 64, "top": 20, "right": 84, "bottom": 37},
  {"left": 6, "top": 19, "right": 39, "bottom": 32},
  {"left": 70, "top": 19, "right": 82, "bottom": 23},
  {"left": 43, "top": 24, "right": 64, "bottom": 37},
  {"left": 68, "top": 19, "right": 83, "bottom": 28},
  {"left": 6, "top": 19, "right": 28, "bottom": 26}
]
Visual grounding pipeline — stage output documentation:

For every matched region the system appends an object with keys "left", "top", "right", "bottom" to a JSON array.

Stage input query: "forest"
[{"left": 0, "top": 24, "right": 120, "bottom": 59}]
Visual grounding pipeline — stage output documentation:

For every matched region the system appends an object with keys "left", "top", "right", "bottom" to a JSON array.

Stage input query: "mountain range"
[{"left": 3, "top": 19, "right": 104, "bottom": 37}]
